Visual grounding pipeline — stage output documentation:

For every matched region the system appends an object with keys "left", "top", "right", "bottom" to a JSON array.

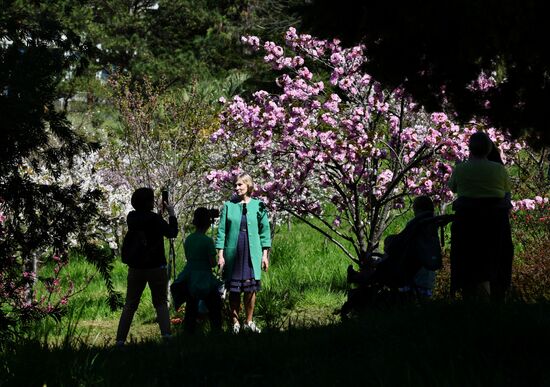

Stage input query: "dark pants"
[
  {"left": 116, "top": 267, "right": 171, "bottom": 342},
  {"left": 450, "top": 202, "right": 513, "bottom": 302},
  {"left": 184, "top": 292, "right": 222, "bottom": 333}
]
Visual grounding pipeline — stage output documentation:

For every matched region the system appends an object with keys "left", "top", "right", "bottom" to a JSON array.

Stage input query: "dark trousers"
[
  {"left": 451, "top": 203, "right": 513, "bottom": 302},
  {"left": 184, "top": 292, "right": 222, "bottom": 333},
  {"left": 116, "top": 267, "right": 171, "bottom": 342}
]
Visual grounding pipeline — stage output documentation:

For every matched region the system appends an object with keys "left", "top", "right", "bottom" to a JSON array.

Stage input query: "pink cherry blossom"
[{"left": 210, "top": 29, "right": 528, "bottom": 263}]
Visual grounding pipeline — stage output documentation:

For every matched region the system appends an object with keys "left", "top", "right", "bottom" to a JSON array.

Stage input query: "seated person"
[
  {"left": 171, "top": 208, "right": 222, "bottom": 333},
  {"left": 348, "top": 196, "right": 444, "bottom": 295}
]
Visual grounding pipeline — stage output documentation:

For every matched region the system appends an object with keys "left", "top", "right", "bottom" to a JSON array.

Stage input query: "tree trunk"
[{"left": 24, "top": 251, "right": 38, "bottom": 304}]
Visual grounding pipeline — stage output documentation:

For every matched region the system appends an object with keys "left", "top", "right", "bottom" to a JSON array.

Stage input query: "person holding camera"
[
  {"left": 216, "top": 173, "right": 271, "bottom": 334},
  {"left": 171, "top": 207, "right": 222, "bottom": 333},
  {"left": 115, "top": 187, "right": 178, "bottom": 346}
]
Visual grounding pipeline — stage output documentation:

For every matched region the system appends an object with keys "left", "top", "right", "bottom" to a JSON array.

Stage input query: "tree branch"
[{"left": 284, "top": 208, "right": 359, "bottom": 263}]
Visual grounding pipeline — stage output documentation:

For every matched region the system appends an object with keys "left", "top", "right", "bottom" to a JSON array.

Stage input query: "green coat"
[
  {"left": 175, "top": 232, "right": 221, "bottom": 299},
  {"left": 215, "top": 198, "right": 271, "bottom": 281}
]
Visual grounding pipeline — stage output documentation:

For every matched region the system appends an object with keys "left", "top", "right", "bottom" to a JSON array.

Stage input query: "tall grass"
[
  {"left": 3, "top": 218, "right": 550, "bottom": 385},
  {"left": 2, "top": 302, "right": 549, "bottom": 386},
  {"left": 257, "top": 221, "right": 349, "bottom": 328},
  {"left": 32, "top": 221, "right": 351, "bottom": 343}
]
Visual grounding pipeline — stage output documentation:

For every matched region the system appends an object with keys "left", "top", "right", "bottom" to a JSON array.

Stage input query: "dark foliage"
[
  {"left": 510, "top": 208, "right": 550, "bottom": 301},
  {"left": 1, "top": 1, "right": 121, "bottom": 333},
  {"left": 512, "top": 238, "right": 550, "bottom": 301},
  {"left": 2, "top": 303, "right": 550, "bottom": 386},
  {"left": 298, "top": 0, "right": 550, "bottom": 146},
  {"left": 79, "top": 0, "right": 302, "bottom": 88}
]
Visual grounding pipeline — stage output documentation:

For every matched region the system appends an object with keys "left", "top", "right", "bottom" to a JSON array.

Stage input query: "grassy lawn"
[
  {"left": 2, "top": 220, "right": 549, "bottom": 386},
  {"left": 3, "top": 302, "right": 549, "bottom": 386},
  {"left": 31, "top": 221, "right": 350, "bottom": 345}
]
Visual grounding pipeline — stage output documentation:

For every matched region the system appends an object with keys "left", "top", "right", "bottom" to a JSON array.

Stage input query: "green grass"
[
  {"left": 3, "top": 220, "right": 550, "bottom": 386},
  {"left": 2, "top": 302, "right": 549, "bottom": 386},
  {"left": 28, "top": 213, "right": 545, "bottom": 344},
  {"left": 257, "top": 222, "right": 348, "bottom": 326},
  {"left": 29, "top": 221, "right": 350, "bottom": 343}
]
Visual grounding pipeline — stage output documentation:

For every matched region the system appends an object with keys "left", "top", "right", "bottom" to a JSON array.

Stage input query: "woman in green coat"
[{"left": 216, "top": 173, "right": 271, "bottom": 334}]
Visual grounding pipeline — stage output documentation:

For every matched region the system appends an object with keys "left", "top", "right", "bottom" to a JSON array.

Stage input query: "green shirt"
[
  {"left": 184, "top": 232, "right": 216, "bottom": 270},
  {"left": 175, "top": 232, "right": 219, "bottom": 298},
  {"left": 448, "top": 159, "right": 511, "bottom": 198}
]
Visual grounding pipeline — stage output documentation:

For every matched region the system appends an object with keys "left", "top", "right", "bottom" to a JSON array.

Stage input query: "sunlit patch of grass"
[{"left": 34, "top": 220, "right": 352, "bottom": 343}]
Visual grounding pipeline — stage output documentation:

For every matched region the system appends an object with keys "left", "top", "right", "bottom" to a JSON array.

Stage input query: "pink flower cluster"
[
  {"left": 512, "top": 196, "right": 549, "bottom": 211},
  {"left": 215, "top": 29, "right": 526, "bottom": 209},
  {"left": 0, "top": 250, "right": 75, "bottom": 323},
  {"left": 206, "top": 169, "right": 243, "bottom": 191},
  {"left": 468, "top": 71, "right": 497, "bottom": 92},
  {"left": 241, "top": 35, "right": 260, "bottom": 50},
  {"left": 209, "top": 28, "right": 532, "bottom": 257}
]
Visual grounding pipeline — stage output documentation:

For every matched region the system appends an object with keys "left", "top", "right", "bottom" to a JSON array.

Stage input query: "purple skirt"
[{"left": 228, "top": 215, "right": 261, "bottom": 293}]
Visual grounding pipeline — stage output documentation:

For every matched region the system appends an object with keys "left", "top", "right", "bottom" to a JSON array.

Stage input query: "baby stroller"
[{"left": 339, "top": 214, "right": 454, "bottom": 318}]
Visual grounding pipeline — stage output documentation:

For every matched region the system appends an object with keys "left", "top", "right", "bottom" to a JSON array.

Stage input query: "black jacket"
[{"left": 126, "top": 210, "right": 178, "bottom": 269}]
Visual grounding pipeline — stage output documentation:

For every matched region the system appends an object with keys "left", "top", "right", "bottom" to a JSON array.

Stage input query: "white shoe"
[
  {"left": 232, "top": 322, "right": 240, "bottom": 334},
  {"left": 243, "top": 321, "right": 261, "bottom": 333}
]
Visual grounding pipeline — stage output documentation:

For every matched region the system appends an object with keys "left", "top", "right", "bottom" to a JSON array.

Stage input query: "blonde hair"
[{"left": 236, "top": 173, "right": 254, "bottom": 195}]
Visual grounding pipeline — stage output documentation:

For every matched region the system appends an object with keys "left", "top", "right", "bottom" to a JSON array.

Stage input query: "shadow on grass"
[{"left": 2, "top": 302, "right": 550, "bottom": 386}]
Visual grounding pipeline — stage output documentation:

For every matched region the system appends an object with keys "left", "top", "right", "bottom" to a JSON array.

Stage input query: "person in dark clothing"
[
  {"left": 341, "top": 196, "right": 449, "bottom": 317},
  {"left": 115, "top": 187, "right": 178, "bottom": 346},
  {"left": 347, "top": 196, "right": 443, "bottom": 292},
  {"left": 449, "top": 132, "right": 513, "bottom": 302}
]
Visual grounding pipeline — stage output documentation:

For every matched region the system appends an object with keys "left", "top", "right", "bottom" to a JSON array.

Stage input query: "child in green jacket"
[{"left": 171, "top": 207, "right": 222, "bottom": 333}]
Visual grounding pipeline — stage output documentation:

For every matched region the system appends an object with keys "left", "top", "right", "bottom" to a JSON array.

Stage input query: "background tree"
[
  {"left": 208, "top": 29, "right": 528, "bottom": 264},
  {"left": 0, "top": 0, "right": 120, "bottom": 335},
  {"left": 69, "top": 0, "right": 302, "bottom": 89},
  {"left": 102, "top": 74, "right": 221, "bottom": 230},
  {"left": 297, "top": 0, "right": 550, "bottom": 146}
]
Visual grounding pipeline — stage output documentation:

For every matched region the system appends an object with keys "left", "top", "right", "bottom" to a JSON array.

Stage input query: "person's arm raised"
[{"left": 161, "top": 203, "right": 178, "bottom": 238}]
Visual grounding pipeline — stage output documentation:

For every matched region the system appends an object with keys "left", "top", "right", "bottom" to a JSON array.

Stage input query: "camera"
[
  {"left": 208, "top": 208, "right": 220, "bottom": 221},
  {"left": 161, "top": 190, "right": 169, "bottom": 213},
  {"left": 161, "top": 190, "right": 169, "bottom": 204}
]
